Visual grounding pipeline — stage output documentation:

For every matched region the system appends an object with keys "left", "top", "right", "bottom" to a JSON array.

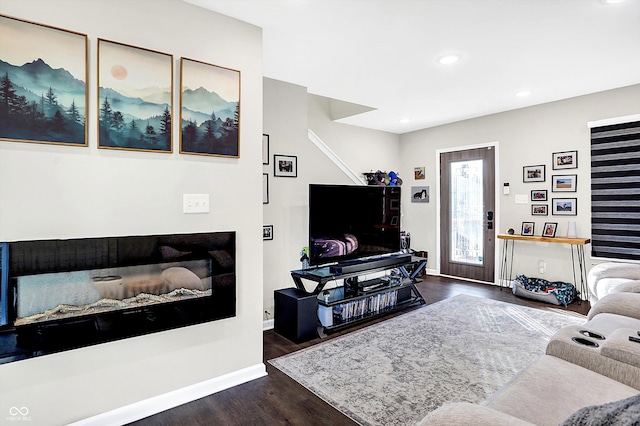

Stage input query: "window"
[{"left": 590, "top": 118, "right": 640, "bottom": 260}]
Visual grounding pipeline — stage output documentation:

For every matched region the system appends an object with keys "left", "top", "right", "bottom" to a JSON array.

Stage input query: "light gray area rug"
[{"left": 269, "top": 294, "right": 586, "bottom": 426}]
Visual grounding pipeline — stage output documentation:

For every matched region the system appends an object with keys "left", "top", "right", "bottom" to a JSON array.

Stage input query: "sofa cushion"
[
  {"left": 588, "top": 262, "right": 640, "bottom": 302},
  {"left": 618, "top": 279, "right": 640, "bottom": 293},
  {"left": 484, "top": 355, "right": 637, "bottom": 426},
  {"left": 585, "top": 313, "right": 640, "bottom": 335},
  {"left": 587, "top": 293, "right": 640, "bottom": 321}
]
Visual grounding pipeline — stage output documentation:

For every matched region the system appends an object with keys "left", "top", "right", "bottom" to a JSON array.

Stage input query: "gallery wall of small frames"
[
  {"left": 0, "top": 14, "right": 240, "bottom": 158},
  {"left": 521, "top": 150, "right": 578, "bottom": 237}
]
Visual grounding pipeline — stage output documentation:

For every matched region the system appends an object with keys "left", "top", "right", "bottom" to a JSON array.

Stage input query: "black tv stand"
[
  {"left": 328, "top": 253, "right": 412, "bottom": 275},
  {"left": 286, "top": 254, "right": 427, "bottom": 336}
]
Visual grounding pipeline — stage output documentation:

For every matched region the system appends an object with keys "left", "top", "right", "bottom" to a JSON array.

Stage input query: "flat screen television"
[{"left": 309, "top": 184, "right": 402, "bottom": 266}]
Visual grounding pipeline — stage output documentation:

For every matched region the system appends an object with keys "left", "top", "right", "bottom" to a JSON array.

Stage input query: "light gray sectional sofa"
[
  {"left": 419, "top": 271, "right": 640, "bottom": 426},
  {"left": 587, "top": 261, "right": 640, "bottom": 304}
]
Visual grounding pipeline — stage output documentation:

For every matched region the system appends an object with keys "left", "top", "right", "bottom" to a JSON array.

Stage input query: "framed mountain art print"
[
  {"left": 0, "top": 14, "right": 88, "bottom": 147},
  {"left": 179, "top": 57, "right": 240, "bottom": 158},
  {"left": 97, "top": 39, "right": 173, "bottom": 153}
]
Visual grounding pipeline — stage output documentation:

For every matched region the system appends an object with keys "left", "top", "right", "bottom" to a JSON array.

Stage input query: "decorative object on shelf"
[
  {"left": 98, "top": 39, "right": 173, "bottom": 153},
  {"left": 552, "top": 174, "right": 577, "bottom": 192},
  {"left": 388, "top": 171, "right": 403, "bottom": 186},
  {"left": 552, "top": 198, "right": 577, "bottom": 215},
  {"left": 553, "top": 150, "right": 578, "bottom": 170},
  {"left": 532, "top": 204, "right": 548, "bottom": 216},
  {"left": 523, "top": 164, "right": 546, "bottom": 182},
  {"left": 274, "top": 154, "right": 297, "bottom": 177},
  {"left": 543, "top": 222, "right": 558, "bottom": 237},
  {"left": 507, "top": 228, "right": 515, "bottom": 235},
  {"left": 179, "top": 57, "right": 240, "bottom": 157},
  {"left": 263, "top": 173, "right": 269, "bottom": 204},
  {"left": 299, "top": 247, "right": 310, "bottom": 269},
  {"left": 531, "top": 189, "right": 548, "bottom": 201},
  {"left": 0, "top": 15, "right": 88, "bottom": 147},
  {"left": 411, "top": 186, "right": 429, "bottom": 203},
  {"left": 363, "top": 170, "right": 403, "bottom": 186},
  {"left": 567, "top": 220, "right": 578, "bottom": 238},
  {"left": 414, "top": 167, "right": 425, "bottom": 180},
  {"left": 521, "top": 222, "right": 535, "bottom": 236},
  {"left": 262, "top": 134, "right": 269, "bottom": 164},
  {"left": 363, "top": 170, "right": 387, "bottom": 185},
  {"left": 263, "top": 225, "right": 273, "bottom": 240}
]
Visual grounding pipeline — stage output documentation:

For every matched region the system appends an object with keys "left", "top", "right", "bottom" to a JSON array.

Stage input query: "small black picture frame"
[
  {"left": 521, "top": 221, "right": 535, "bottom": 236},
  {"left": 543, "top": 222, "right": 558, "bottom": 237},
  {"left": 532, "top": 204, "right": 548, "bottom": 216},
  {"left": 263, "top": 173, "right": 269, "bottom": 204},
  {"left": 262, "top": 134, "right": 270, "bottom": 165},
  {"left": 552, "top": 198, "right": 577, "bottom": 216},
  {"left": 531, "top": 190, "right": 547, "bottom": 201},
  {"left": 523, "top": 165, "right": 545, "bottom": 183},
  {"left": 263, "top": 225, "right": 273, "bottom": 240},
  {"left": 274, "top": 154, "right": 297, "bottom": 177},
  {"left": 552, "top": 150, "right": 578, "bottom": 170}
]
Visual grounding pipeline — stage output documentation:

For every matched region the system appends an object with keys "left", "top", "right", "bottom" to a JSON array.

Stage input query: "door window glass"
[{"left": 450, "top": 160, "right": 484, "bottom": 265}]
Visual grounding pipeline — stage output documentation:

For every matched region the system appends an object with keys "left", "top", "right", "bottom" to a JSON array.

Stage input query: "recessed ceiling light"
[
  {"left": 399, "top": 118, "right": 410, "bottom": 124},
  {"left": 438, "top": 55, "right": 460, "bottom": 65},
  {"left": 601, "top": 0, "right": 625, "bottom": 4},
  {"left": 515, "top": 90, "right": 532, "bottom": 98}
]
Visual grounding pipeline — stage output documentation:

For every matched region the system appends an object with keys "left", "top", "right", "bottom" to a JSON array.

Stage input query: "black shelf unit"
[
  {"left": 317, "top": 281, "right": 421, "bottom": 333},
  {"left": 284, "top": 254, "right": 427, "bottom": 338}
]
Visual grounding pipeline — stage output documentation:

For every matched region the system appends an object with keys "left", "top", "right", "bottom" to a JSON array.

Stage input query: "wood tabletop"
[{"left": 497, "top": 234, "right": 591, "bottom": 245}]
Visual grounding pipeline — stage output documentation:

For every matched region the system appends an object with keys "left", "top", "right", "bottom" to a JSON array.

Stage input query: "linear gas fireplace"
[{"left": 0, "top": 232, "right": 236, "bottom": 364}]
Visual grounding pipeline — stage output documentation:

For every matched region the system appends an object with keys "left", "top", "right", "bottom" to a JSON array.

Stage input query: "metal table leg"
[{"left": 499, "top": 239, "right": 514, "bottom": 289}]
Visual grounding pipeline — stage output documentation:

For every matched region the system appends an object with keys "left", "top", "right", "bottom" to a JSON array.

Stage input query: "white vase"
[{"left": 567, "top": 221, "right": 577, "bottom": 238}]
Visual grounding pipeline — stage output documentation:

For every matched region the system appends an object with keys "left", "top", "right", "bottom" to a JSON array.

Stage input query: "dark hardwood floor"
[{"left": 129, "top": 276, "right": 591, "bottom": 426}]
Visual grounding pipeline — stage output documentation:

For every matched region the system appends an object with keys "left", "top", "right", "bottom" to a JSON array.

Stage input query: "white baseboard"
[
  {"left": 69, "top": 363, "right": 267, "bottom": 426},
  {"left": 263, "top": 318, "right": 274, "bottom": 331}
]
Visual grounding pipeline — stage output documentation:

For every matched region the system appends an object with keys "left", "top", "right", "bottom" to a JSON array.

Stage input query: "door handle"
[{"left": 487, "top": 211, "right": 494, "bottom": 220}]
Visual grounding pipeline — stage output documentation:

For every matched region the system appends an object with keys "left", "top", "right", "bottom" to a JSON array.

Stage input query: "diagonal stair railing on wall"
[{"left": 307, "top": 129, "right": 366, "bottom": 186}]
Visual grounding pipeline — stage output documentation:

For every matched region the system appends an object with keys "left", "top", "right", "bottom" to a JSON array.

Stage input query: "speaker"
[{"left": 274, "top": 288, "right": 318, "bottom": 343}]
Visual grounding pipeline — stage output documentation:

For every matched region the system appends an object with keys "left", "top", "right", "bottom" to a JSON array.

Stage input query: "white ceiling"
[{"left": 185, "top": 0, "right": 640, "bottom": 134}]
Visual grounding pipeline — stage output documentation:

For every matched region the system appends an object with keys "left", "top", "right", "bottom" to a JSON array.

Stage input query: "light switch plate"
[
  {"left": 515, "top": 194, "right": 528, "bottom": 204},
  {"left": 183, "top": 194, "right": 210, "bottom": 213}
]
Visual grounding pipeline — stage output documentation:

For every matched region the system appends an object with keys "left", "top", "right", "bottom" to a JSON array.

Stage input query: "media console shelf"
[
  {"left": 497, "top": 234, "right": 590, "bottom": 302},
  {"left": 284, "top": 254, "right": 427, "bottom": 337}
]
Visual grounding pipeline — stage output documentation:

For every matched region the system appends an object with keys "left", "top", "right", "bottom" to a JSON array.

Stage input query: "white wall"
[
  {"left": 400, "top": 83, "right": 640, "bottom": 286},
  {"left": 0, "top": 1, "right": 264, "bottom": 424},
  {"left": 262, "top": 78, "right": 400, "bottom": 315}
]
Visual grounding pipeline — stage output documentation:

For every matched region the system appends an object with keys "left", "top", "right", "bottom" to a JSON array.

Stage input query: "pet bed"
[{"left": 512, "top": 274, "right": 578, "bottom": 306}]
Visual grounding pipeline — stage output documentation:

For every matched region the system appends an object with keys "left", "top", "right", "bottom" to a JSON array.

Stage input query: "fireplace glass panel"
[{"left": 15, "top": 259, "right": 211, "bottom": 326}]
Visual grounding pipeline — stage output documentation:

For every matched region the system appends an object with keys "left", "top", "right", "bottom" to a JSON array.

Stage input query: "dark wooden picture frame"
[
  {"left": 552, "top": 174, "right": 577, "bottom": 192},
  {"left": 521, "top": 222, "right": 535, "bottom": 236},
  {"left": 543, "top": 222, "right": 558, "bottom": 237},
  {"left": 532, "top": 204, "right": 548, "bottom": 216},
  {"left": 552, "top": 198, "right": 577, "bottom": 216},
  {"left": 263, "top": 225, "right": 273, "bottom": 240},
  {"left": 262, "top": 134, "right": 270, "bottom": 165},
  {"left": 263, "top": 173, "right": 269, "bottom": 204},
  {"left": 531, "top": 190, "right": 548, "bottom": 201},
  {"left": 274, "top": 154, "right": 297, "bottom": 177},
  {"left": 523, "top": 165, "right": 545, "bottom": 183},
  {"left": 552, "top": 150, "right": 578, "bottom": 170}
]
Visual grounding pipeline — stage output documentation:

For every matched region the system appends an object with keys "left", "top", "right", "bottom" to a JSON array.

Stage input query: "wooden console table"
[{"left": 497, "top": 234, "right": 591, "bottom": 302}]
